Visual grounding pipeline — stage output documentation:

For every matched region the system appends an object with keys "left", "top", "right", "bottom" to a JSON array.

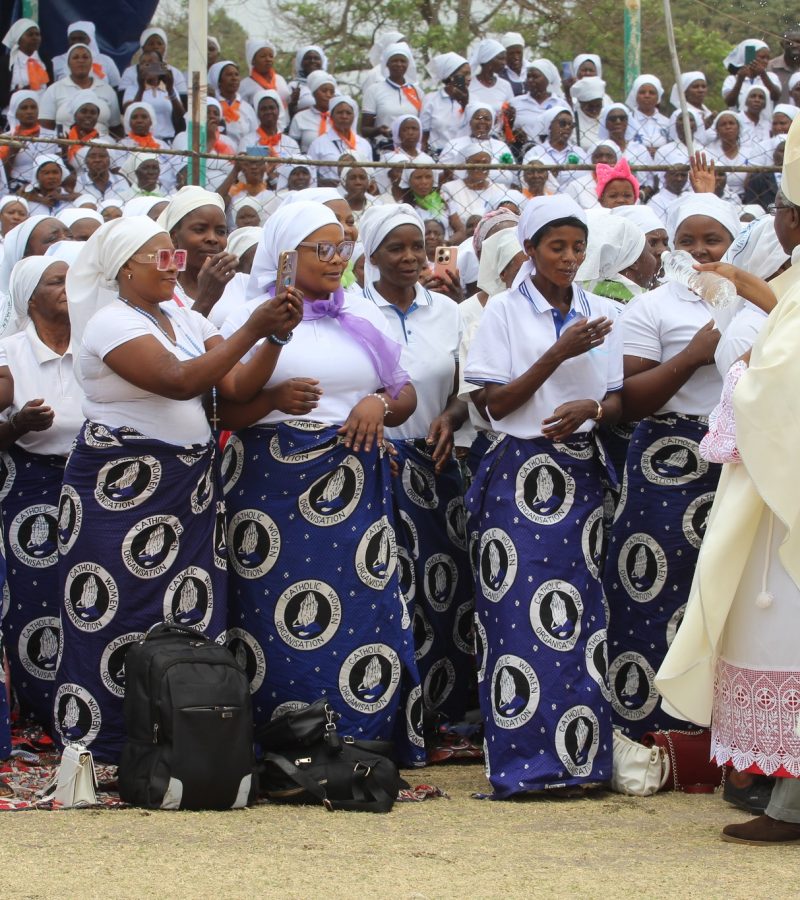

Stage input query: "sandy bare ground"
[{"left": 0, "top": 763, "right": 795, "bottom": 899}]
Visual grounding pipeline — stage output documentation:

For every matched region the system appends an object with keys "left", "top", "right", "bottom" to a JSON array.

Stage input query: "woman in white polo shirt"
[
  {"left": 360, "top": 203, "right": 474, "bottom": 734},
  {"left": 361, "top": 43, "right": 424, "bottom": 147},
  {"left": 218, "top": 201, "right": 425, "bottom": 763},
  {"left": 288, "top": 71, "right": 338, "bottom": 153},
  {"left": 603, "top": 194, "right": 740, "bottom": 738},
  {"left": 0, "top": 256, "right": 83, "bottom": 729},
  {"left": 463, "top": 194, "right": 622, "bottom": 798}
]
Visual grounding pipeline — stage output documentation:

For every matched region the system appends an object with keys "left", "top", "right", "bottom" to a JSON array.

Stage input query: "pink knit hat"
[{"left": 595, "top": 157, "right": 640, "bottom": 202}]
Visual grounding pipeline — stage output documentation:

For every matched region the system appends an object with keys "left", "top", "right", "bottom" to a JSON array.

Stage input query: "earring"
[{"left": 127, "top": 273, "right": 133, "bottom": 280}]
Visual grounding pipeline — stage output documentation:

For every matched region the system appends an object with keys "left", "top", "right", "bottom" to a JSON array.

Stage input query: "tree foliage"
[{"left": 156, "top": 1, "right": 251, "bottom": 72}]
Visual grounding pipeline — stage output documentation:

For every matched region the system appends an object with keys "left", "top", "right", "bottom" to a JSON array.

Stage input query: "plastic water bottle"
[{"left": 661, "top": 250, "right": 737, "bottom": 309}]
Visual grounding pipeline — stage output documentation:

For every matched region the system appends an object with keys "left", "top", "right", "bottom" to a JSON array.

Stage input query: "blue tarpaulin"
[{"left": 7, "top": 0, "right": 160, "bottom": 69}]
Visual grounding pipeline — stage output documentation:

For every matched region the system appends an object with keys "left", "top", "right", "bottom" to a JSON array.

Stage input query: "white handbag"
[
  {"left": 611, "top": 728, "right": 670, "bottom": 796},
  {"left": 40, "top": 743, "right": 99, "bottom": 808}
]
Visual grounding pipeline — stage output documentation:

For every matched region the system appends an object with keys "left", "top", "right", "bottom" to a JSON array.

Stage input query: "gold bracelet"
[{"left": 595, "top": 401, "right": 603, "bottom": 421}]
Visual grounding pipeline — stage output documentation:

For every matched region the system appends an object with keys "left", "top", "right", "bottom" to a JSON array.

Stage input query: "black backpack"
[
  {"left": 256, "top": 699, "right": 402, "bottom": 812},
  {"left": 118, "top": 622, "right": 256, "bottom": 810}
]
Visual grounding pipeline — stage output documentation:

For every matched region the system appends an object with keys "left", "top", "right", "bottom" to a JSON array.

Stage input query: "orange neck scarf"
[
  {"left": 317, "top": 111, "right": 330, "bottom": 136},
  {"left": 334, "top": 128, "right": 357, "bottom": 150},
  {"left": 501, "top": 103, "right": 515, "bottom": 143},
  {"left": 221, "top": 99, "right": 241, "bottom": 123},
  {"left": 92, "top": 62, "right": 106, "bottom": 80},
  {"left": 0, "top": 124, "right": 38, "bottom": 161},
  {"left": 67, "top": 126, "right": 99, "bottom": 160},
  {"left": 256, "top": 127, "right": 281, "bottom": 148},
  {"left": 127, "top": 132, "right": 160, "bottom": 149},
  {"left": 250, "top": 69, "right": 276, "bottom": 91},
  {"left": 26, "top": 57, "right": 49, "bottom": 91},
  {"left": 400, "top": 84, "right": 422, "bottom": 113}
]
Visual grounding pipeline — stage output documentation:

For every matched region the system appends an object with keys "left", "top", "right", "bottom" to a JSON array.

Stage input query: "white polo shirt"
[
  {"left": 509, "top": 93, "right": 559, "bottom": 141},
  {"left": 288, "top": 107, "right": 330, "bottom": 153},
  {"left": 621, "top": 281, "right": 723, "bottom": 416},
  {"left": 440, "top": 180, "right": 506, "bottom": 222},
  {"left": 221, "top": 293, "right": 399, "bottom": 427},
  {"left": 0, "top": 323, "right": 83, "bottom": 456},
  {"left": 122, "top": 85, "right": 179, "bottom": 141},
  {"left": 457, "top": 293, "right": 492, "bottom": 432},
  {"left": 307, "top": 131, "right": 374, "bottom": 182},
  {"left": 363, "top": 283, "right": 461, "bottom": 440},
  {"left": 361, "top": 81, "right": 425, "bottom": 130},
  {"left": 38, "top": 78, "right": 122, "bottom": 129},
  {"left": 80, "top": 301, "right": 218, "bottom": 446},
  {"left": 421, "top": 90, "right": 466, "bottom": 153},
  {"left": 464, "top": 278, "right": 623, "bottom": 440},
  {"left": 468, "top": 78, "right": 514, "bottom": 114}
]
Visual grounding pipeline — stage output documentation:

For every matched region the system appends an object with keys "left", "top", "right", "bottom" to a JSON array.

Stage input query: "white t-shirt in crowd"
[
  {"left": 221, "top": 293, "right": 400, "bottom": 426},
  {"left": 363, "top": 283, "right": 460, "bottom": 440},
  {"left": 421, "top": 90, "right": 466, "bottom": 153},
  {"left": 621, "top": 280, "right": 723, "bottom": 415},
  {"left": 38, "top": 77, "right": 122, "bottom": 129},
  {"left": 80, "top": 301, "right": 218, "bottom": 446},
  {"left": 714, "top": 301, "right": 767, "bottom": 376},
  {"left": 457, "top": 292, "right": 492, "bottom": 432},
  {"left": 0, "top": 323, "right": 83, "bottom": 456},
  {"left": 468, "top": 78, "right": 514, "bottom": 114},
  {"left": 122, "top": 85, "right": 178, "bottom": 140},
  {"left": 361, "top": 81, "right": 424, "bottom": 131},
  {"left": 464, "top": 278, "right": 623, "bottom": 440}
]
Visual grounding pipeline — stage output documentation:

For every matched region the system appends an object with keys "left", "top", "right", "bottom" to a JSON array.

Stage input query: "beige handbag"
[
  {"left": 611, "top": 728, "right": 670, "bottom": 796},
  {"left": 40, "top": 743, "right": 99, "bottom": 808}
]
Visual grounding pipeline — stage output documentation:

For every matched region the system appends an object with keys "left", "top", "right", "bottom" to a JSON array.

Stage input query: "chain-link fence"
[{"left": 0, "top": 132, "right": 781, "bottom": 237}]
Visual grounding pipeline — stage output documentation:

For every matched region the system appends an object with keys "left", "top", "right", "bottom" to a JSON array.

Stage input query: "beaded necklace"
[{"left": 118, "top": 297, "right": 219, "bottom": 429}]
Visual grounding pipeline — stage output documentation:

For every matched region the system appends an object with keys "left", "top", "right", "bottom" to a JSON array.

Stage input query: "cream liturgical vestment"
[{"left": 656, "top": 260, "right": 800, "bottom": 775}]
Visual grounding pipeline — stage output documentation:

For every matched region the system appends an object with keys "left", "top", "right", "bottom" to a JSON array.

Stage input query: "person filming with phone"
[{"left": 122, "top": 49, "right": 185, "bottom": 143}]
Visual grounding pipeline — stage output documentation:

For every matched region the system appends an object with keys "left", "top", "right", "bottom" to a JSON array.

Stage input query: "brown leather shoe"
[{"left": 722, "top": 815, "right": 800, "bottom": 845}]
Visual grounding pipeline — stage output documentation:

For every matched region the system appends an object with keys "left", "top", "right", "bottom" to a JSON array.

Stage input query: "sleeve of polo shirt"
[
  {"left": 287, "top": 114, "right": 302, "bottom": 141},
  {"left": 84, "top": 308, "right": 158, "bottom": 359},
  {"left": 360, "top": 84, "right": 379, "bottom": 117},
  {"left": 620, "top": 294, "right": 662, "bottom": 362},
  {"left": 420, "top": 94, "right": 434, "bottom": 132},
  {"left": 462, "top": 296, "right": 512, "bottom": 386}
]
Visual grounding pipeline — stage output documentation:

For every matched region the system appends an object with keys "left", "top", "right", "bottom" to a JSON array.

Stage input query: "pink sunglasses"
[{"left": 130, "top": 249, "right": 188, "bottom": 271}]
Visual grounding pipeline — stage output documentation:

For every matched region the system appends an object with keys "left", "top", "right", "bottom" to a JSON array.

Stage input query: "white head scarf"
[
  {"left": 122, "top": 196, "right": 166, "bottom": 218},
  {"left": 226, "top": 226, "right": 263, "bottom": 260},
  {"left": 527, "top": 59, "right": 564, "bottom": 98},
  {"left": 380, "top": 42, "right": 418, "bottom": 83},
  {"left": 2, "top": 18, "right": 38, "bottom": 67},
  {"left": 9, "top": 255, "right": 62, "bottom": 329},
  {"left": 667, "top": 107, "right": 702, "bottom": 143},
  {"left": 722, "top": 214, "right": 788, "bottom": 278},
  {"left": 156, "top": 186, "right": 226, "bottom": 233},
  {"left": 573, "top": 53, "right": 602, "bottom": 78},
  {"left": 68, "top": 88, "right": 110, "bottom": 125},
  {"left": 576, "top": 213, "right": 645, "bottom": 281},
  {"left": 66, "top": 42, "right": 94, "bottom": 68},
  {"left": 75, "top": 195, "right": 99, "bottom": 208},
  {"left": 6, "top": 90, "right": 39, "bottom": 130},
  {"left": 0, "top": 215, "right": 53, "bottom": 293},
  {"left": 399, "top": 153, "right": 436, "bottom": 189},
  {"left": 597, "top": 103, "right": 630, "bottom": 139},
  {"left": 281, "top": 187, "right": 343, "bottom": 207},
  {"left": 666, "top": 194, "right": 742, "bottom": 247},
  {"left": 427, "top": 53, "right": 467, "bottom": 83},
  {"left": 306, "top": 71, "right": 337, "bottom": 95},
  {"left": 230, "top": 195, "right": 265, "bottom": 226},
  {"left": 611, "top": 204, "right": 665, "bottom": 235},
  {"left": 247, "top": 200, "right": 339, "bottom": 299},
  {"left": 119, "top": 150, "right": 160, "bottom": 183},
  {"left": 477, "top": 228, "right": 523, "bottom": 296},
  {"left": 294, "top": 45, "right": 329, "bottom": 80},
  {"left": 390, "top": 113, "right": 421, "bottom": 149},
  {"left": 123, "top": 101, "right": 157, "bottom": 134},
  {"left": 625, "top": 74, "right": 664, "bottom": 109},
  {"left": 329, "top": 94, "right": 359, "bottom": 121},
  {"left": 513, "top": 195, "right": 587, "bottom": 287},
  {"left": 208, "top": 36, "right": 220, "bottom": 53},
  {"left": 369, "top": 32, "right": 404, "bottom": 67},
  {"left": 359, "top": 203, "right": 424, "bottom": 284},
  {"left": 0, "top": 195, "right": 29, "bottom": 216},
  {"left": 67, "top": 21, "right": 100, "bottom": 57},
  {"left": 458, "top": 101, "right": 495, "bottom": 137},
  {"left": 669, "top": 72, "right": 706, "bottom": 109},
  {"left": 246, "top": 39, "right": 276, "bottom": 66},
  {"left": 469, "top": 39, "right": 505, "bottom": 75},
  {"left": 44, "top": 240, "right": 83, "bottom": 264},
  {"left": 724, "top": 39, "right": 769, "bottom": 71},
  {"left": 739, "top": 82, "right": 773, "bottom": 120},
  {"left": 208, "top": 60, "right": 239, "bottom": 96},
  {"left": 774, "top": 103, "right": 799, "bottom": 123},
  {"left": 252, "top": 88, "right": 284, "bottom": 117},
  {"left": 66, "top": 216, "right": 167, "bottom": 362},
  {"left": 139, "top": 27, "right": 168, "bottom": 51},
  {"left": 57, "top": 208, "right": 104, "bottom": 229},
  {"left": 571, "top": 76, "right": 606, "bottom": 104}
]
